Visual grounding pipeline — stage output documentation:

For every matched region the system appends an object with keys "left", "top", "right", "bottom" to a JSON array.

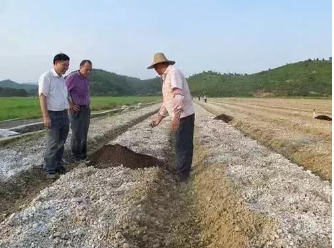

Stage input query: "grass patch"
[{"left": 0, "top": 96, "right": 160, "bottom": 121}]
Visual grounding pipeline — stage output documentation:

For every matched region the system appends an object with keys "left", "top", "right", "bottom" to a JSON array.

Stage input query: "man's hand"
[
  {"left": 43, "top": 116, "right": 51, "bottom": 128},
  {"left": 40, "top": 94, "right": 51, "bottom": 128},
  {"left": 171, "top": 113, "right": 181, "bottom": 132},
  {"left": 69, "top": 103, "right": 80, "bottom": 113},
  {"left": 150, "top": 115, "right": 163, "bottom": 128}
]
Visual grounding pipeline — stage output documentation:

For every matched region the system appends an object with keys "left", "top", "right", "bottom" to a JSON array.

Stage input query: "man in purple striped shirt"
[{"left": 66, "top": 60, "right": 92, "bottom": 162}]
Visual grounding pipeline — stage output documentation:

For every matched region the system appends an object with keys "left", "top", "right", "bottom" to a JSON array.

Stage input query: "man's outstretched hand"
[{"left": 150, "top": 115, "right": 163, "bottom": 128}]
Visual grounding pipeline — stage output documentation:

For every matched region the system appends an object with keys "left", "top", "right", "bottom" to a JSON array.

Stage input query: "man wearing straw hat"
[{"left": 148, "top": 53, "right": 195, "bottom": 181}]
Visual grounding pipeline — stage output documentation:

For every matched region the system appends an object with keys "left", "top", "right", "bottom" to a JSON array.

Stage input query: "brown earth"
[
  {"left": 89, "top": 144, "right": 165, "bottom": 169},
  {"left": 191, "top": 143, "right": 278, "bottom": 248},
  {"left": 213, "top": 113, "right": 233, "bottom": 123},
  {"left": 104, "top": 135, "right": 279, "bottom": 248}
]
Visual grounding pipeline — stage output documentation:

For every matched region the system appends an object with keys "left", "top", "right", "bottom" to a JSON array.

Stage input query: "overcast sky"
[{"left": 0, "top": 0, "right": 332, "bottom": 82}]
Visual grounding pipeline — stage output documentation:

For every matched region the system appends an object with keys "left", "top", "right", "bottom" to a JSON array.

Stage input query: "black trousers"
[
  {"left": 175, "top": 114, "right": 195, "bottom": 176},
  {"left": 44, "top": 110, "right": 69, "bottom": 173},
  {"left": 69, "top": 106, "right": 90, "bottom": 159}
]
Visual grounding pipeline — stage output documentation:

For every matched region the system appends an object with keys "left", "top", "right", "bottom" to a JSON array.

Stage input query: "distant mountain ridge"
[
  {"left": 0, "top": 80, "right": 38, "bottom": 96},
  {"left": 0, "top": 80, "right": 37, "bottom": 91},
  {"left": 88, "top": 69, "right": 161, "bottom": 96},
  {"left": 0, "top": 72, "right": 162, "bottom": 96},
  {"left": 1, "top": 59, "right": 332, "bottom": 97}
]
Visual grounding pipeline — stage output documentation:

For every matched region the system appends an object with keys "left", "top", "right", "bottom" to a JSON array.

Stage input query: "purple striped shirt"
[{"left": 65, "top": 71, "right": 90, "bottom": 106}]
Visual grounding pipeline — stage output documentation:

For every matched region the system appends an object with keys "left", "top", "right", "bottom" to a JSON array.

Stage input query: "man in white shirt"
[
  {"left": 148, "top": 53, "right": 195, "bottom": 181},
  {"left": 38, "top": 53, "right": 73, "bottom": 179}
]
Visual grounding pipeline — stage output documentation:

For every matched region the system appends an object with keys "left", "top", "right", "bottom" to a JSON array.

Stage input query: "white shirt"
[
  {"left": 38, "top": 68, "right": 69, "bottom": 111},
  {"left": 159, "top": 65, "right": 195, "bottom": 119}
]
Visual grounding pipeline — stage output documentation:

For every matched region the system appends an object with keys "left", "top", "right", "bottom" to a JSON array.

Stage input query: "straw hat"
[{"left": 147, "top": 53, "right": 175, "bottom": 69}]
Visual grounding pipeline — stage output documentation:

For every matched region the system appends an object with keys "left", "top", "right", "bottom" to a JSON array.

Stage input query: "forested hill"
[{"left": 188, "top": 60, "right": 332, "bottom": 97}]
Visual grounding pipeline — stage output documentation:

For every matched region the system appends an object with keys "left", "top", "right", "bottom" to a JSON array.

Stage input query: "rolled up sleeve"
[
  {"left": 170, "top": 69, "right": 184, "bottom": 90},
  {"left": 170, "top": 69, "right": 185, "bottom": 114},
  {"left": 38, "top": 73, "right": 50, "bottom": 97}
]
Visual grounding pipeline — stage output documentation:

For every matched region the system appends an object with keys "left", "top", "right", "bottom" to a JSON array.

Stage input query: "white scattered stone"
[
  {"left": 122, "top": 243, "right": 130, "bottom": 248},
  {"left": 142, "top": 234, "right": 148, "bottom": 242},
  {"left": 115, "top": 232, "right": 123, "bottom": 240}
]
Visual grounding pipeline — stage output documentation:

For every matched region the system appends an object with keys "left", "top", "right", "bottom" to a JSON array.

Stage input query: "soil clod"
[
  {"left": 89, "top": 144, "right": 165, "bottom": 169},
  {"left": 214, "top": 113, "right": 233, "bottom": 123}
]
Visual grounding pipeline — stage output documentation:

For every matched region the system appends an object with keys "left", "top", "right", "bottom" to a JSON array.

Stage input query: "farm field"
[
  {"left": 0, "top": 96, "right": 160, "bottom": 121},
  {"left": 0, "top": 0, "right": 331, "bottom": 246},
  {"left": 0, "top": 100, "right": 331, "bottom": 248},
  {"left": 197, "top": 97, "right": 332, "bottom": 181}
]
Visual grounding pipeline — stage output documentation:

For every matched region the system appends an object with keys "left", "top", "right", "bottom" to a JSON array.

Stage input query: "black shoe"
[
  {"left": 69, "top": 156, "right": 81, "bottom": 163},
  {"left": 175, "top": 172, "right": 190, "bottom": 183},
  {"left": 55, "top": 166, "right": 68, "bottom": 174},
  {"left": 163, "top": 165, "right": 178, "bottom": 175},
  {"left": 57, "top": 159, "right": 68, "bottom": 167},
  {"left": 80, "top": 155, "right": 88, "bottom": 161},
  {"left": 45, "top": 172, "right": 59, "bottom": 179}
]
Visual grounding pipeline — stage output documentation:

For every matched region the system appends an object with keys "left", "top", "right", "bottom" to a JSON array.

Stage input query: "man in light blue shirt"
[{"left": 38, "top": 53, "right": 73, "bottom": 179}]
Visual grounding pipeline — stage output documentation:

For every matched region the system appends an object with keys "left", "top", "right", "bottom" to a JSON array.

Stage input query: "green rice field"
[{"left": 0, "top": 96, "right": 160, "bottom": 121}]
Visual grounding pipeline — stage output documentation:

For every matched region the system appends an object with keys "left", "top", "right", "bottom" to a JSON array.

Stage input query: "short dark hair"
[
  {"left": 80, "top": 60, "right": 92, "bottom": 67},
  {"left": 53, "top": 53, "right": 70, "bottom": 65}
]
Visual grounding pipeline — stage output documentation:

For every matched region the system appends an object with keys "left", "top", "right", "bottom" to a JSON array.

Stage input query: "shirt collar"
[
  {"left": 77, "top": 70, "right": 86, "bottom": 79},
  {"left": 51, "top": 68, "right": 61, "bottom": 78},
  {"left": 161, "top": 65, "right": 173, "bottom": 81}
]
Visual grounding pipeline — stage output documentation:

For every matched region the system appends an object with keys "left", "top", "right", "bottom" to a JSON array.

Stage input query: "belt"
[
  {"left": 79, "top": 105, "right": 89, "bottom": 108},
  {"left": 48, "top": 110, "right": 67, "bottom": 113},
  {"left": 180, "top": 113, "right": 195, "bottom": 120}
]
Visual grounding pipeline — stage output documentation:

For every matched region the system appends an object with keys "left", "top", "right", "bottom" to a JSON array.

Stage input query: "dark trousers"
[
  {"left": 175, "top": 114, "right": 195, "bottom": 177},
  {"left": 44, "top": 110, "right": 69, "bottom": 173},
  {"left": 70, "top": 106, "right": 90, "bottom": 159}
]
